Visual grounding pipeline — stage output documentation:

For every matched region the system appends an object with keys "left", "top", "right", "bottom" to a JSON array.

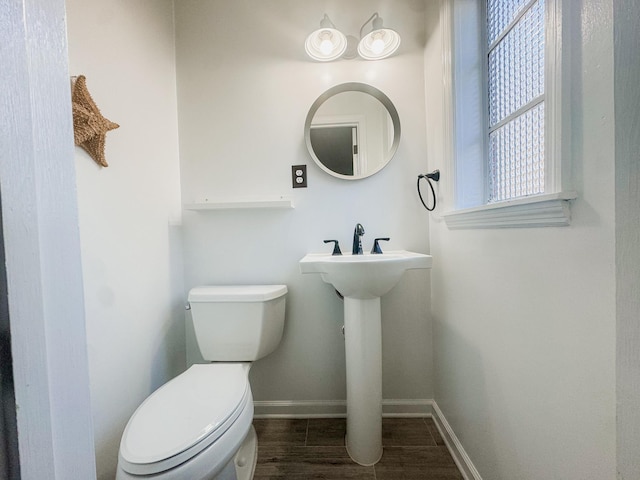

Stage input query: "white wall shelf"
[{"left": 183, "top": 197, "right": 294, "bottom": 211}]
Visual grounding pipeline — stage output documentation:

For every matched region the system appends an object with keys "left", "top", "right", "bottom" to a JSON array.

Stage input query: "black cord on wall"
[{"left": 417, "top": 170, "right": 440, "bottom": 212}]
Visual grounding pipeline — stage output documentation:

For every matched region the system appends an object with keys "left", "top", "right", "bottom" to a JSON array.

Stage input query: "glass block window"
[{"left": 487, "top": 0, "right": 545, "bottom": 202}]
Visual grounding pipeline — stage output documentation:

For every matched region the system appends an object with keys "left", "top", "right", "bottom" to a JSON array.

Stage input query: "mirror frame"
[{"left": 304, "top": 83, "right": 401, "bottom": 180}]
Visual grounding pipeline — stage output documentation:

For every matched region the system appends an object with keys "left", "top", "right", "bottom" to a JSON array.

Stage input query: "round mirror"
[{"left": 304, "top": 83, "right": 401, "bottom": 180}]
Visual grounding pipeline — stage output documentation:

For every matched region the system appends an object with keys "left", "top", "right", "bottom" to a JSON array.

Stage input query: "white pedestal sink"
[{"left": 299, "top": 251, "right": 432, "bottom": 465}]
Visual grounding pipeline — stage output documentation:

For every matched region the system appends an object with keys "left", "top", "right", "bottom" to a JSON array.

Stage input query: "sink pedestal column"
[{"left": 343, "top": 297, "right": 383, "bottom": 466}]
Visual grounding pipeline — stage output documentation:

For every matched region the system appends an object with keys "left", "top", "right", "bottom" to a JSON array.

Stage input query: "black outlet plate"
[{"left": 292, "top": 164, "right": 307, "bottom": 188}]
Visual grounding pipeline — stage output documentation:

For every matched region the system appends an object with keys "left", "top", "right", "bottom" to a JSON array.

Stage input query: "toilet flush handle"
[{"left": 185, "top": 303, "right": 191, "bottom": 310}]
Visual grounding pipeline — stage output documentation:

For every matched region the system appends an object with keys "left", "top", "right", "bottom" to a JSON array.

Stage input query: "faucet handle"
[
  {"left": 323, "top": 239, "right": 342, "bottom": 256},
  {"left": 370, "top": 237, "right": 390, "bottom": 254}
]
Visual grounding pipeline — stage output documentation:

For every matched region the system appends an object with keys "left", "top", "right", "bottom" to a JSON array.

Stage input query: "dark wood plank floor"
[{"left": 253, "top": 417, "right": 463, "bottom": 479}]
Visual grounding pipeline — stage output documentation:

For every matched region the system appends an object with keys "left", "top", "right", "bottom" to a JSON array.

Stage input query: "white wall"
[
  {"left": 66, "top": 1, "right": 184, "bottom": 478},
  {"left": 175, "top": 0, "right": 433, "bottom": 408},
  {"left": 424, "top": 1, "right": 617, "bottom": 479}
]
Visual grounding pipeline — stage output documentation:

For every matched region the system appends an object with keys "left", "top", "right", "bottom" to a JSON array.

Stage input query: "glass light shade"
[
  {"left": 357, "top": 28, "right": 401, "bottom": 60},
  {"left": 305, "top": 27, "right": 348, "bottom": 61}
]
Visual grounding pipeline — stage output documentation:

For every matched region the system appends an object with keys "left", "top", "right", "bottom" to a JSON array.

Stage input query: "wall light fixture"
[
  {"left": 357, "top": 13, "right": 402, "bottom": 60},
  {"left": 305, "top": 12, "right": 401, "bottom": 62},
  {"left": 304, "top": 14, "right": 348, "bottom": 62}
]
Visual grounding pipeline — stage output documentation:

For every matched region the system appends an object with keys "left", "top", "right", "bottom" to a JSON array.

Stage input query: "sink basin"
[{"left": 299, "top": 250, "right": 432, "bottom": 299}]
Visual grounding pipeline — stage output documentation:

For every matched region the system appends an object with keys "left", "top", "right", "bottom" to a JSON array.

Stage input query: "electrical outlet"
[{"left": 292, "top": 165, "right": 307, "bottom": 188}]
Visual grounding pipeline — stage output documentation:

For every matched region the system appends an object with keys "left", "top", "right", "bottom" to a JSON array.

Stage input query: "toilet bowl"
[{"left": 116, "top": 285, "right": 287, "bottom": 480}]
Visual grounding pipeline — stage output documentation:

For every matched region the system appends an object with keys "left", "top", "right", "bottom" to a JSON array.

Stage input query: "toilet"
[{"left": 116, "top": 284, "right": 287, "bottom": 480}]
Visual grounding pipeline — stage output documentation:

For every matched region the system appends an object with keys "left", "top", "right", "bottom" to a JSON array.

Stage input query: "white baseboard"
[
  {"left": 253, "top": 398, "right": 433, "bottom": 418},
  {"left": 253, "top": 400, "right": 346, "bottom": 418},
  {"left": 431, "top": 401, "right": 483, "bottom": 480}
]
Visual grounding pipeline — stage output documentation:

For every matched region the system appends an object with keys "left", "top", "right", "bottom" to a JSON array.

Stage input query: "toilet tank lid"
[{"left": 188, "top": 285, "right": 287, "bottom": 302}]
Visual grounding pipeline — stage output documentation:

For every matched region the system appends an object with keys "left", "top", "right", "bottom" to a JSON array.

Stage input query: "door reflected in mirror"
[
  {"left": 304, "top": 83, "right": 400, "bottom": 180},
  {"left": 310, "top": 124, "right": 357, "bottom": 176}
]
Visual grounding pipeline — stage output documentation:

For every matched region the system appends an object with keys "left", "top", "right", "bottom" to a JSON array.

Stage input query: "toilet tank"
[{"left": 187, "top": 285, "right": 287, "bottom": 361}]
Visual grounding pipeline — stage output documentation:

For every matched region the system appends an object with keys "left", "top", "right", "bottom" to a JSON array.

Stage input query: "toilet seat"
[{"left": 118, "top": 363, "right": 251, "bottom": 476}]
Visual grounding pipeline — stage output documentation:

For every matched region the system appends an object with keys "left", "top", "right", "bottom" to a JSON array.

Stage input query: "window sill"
[{"left": 442, "top": 191, "right": 577, "bottom": 229}]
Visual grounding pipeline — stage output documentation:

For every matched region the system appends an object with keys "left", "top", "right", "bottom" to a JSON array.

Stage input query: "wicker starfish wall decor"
[{"left": 71, "top": 75, "right": 119, "bottom": 167}]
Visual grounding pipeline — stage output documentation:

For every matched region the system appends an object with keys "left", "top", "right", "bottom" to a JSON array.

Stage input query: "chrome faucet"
[{"left": 352, "top": 223, "right": 365, "bottom": 255}]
